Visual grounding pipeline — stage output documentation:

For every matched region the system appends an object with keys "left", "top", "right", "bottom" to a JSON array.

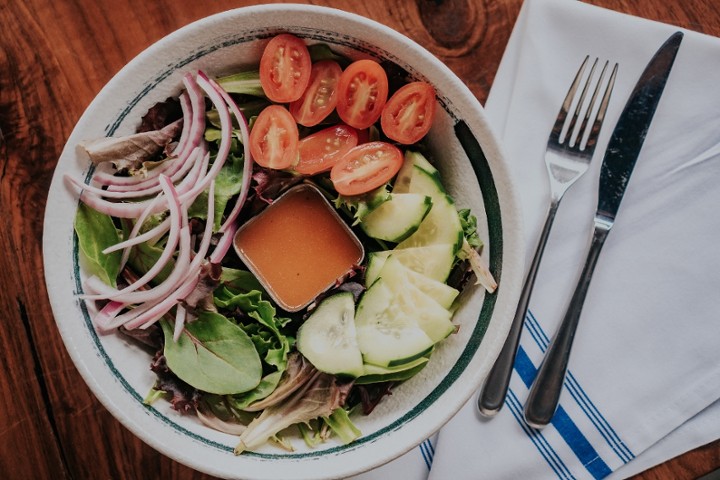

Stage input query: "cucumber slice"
[
  {"left": 366, "top": 248, "right": 444, "bottom": 286},
  {"left": 365, "top": 252, "right": 386, "bottom": 288},
  {"left": 365, "top": 243, "right": 456, "bottom": 286},
  {"left": 396, "top": 166, "right": 464, "bottom": 253},
  {"left": 355, "top": 278, "right": 434, "bottom": 367},
  {"left": 378, "top": 256, "right": 456, "bottom": 343},
  {"left": 361, "top": 193, "right": 432, "bottom": 243},
  {"left": 354, "top": 357, "right": 429, "bottom": 385},
  {"left": 393, "top": 151, "right": 438, "bottom": 194},
  {"left": 296, "top": 292, "right": 364, "bottom": 377},
  {"left": 360, "top": 356, "right": 429, "bottom": 376},
  {"left": 366, "top": 253, "right": 459, "bottom": 308},
  {"left": 400, "top": 263, "right": 459, "bottom": 309}
]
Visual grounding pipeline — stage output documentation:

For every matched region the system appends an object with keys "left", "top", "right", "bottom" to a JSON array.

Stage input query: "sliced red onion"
[
  {"left": 105, "top": 147, "right": 209, "bottom": 262},
  {"left": 210, "top": 221, "right": 237, "bottom": 264},
  {"left": 67, "top": 144, "right": 203, "bottom": 206},
  {"left": 104, "top": 94, "right": 198, "bottom": 193},
  {"left": 118, "top": 180, "right": 216, "bottom": 332},
  {"left": 88, "top": 176, "right": 183, "bottom": 299},
  {"left": 69, "top": 72, "right": 230, "bottom": 220},
  {"left": 82, "top": 192, "right": 192, "bottom": 305},
  {"left": 173, "top": 305, "right": 187, "bottom": 342},
  {"left": 121, "top": 274, "right": 200, "bottom": 330},
  {"left": 114, "top": 195, "right": 167, "bottom": 272},
  {"left": 181, "top": 72, "right": 208, "bottom": 160},
  {"left": 177, "top": 71, "right": 233, "bottom": 202},
  {"left": 83, "top": 275, "right": 119, "bottom": 296},
  {"left": 102, "top": 145, "right": 205, "bottom": 258},
  {"left": 209, "top": 77, "right": 254, "bottom": 234},
  {"left": 71, "top": 146, "right": 209, "bottom": 219},
  {"left": 93, "top": 301, "right": 126, "bottom": 331},
  {"left": 189, "top": 180, "right": 216, "bottom": 271},
  {"left": 74, "top": 70, "right": 251, "bottom": 334},
  {"left": 93, "top": 75, "right": 206, "bottom": 189},
  {"left": 172, "top": 92, "right": 193, "bottom": 159}
]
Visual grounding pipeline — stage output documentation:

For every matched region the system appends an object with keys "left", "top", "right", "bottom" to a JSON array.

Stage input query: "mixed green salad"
[{"left": 67, "top": 33, "right": 496, "bottom": 454}]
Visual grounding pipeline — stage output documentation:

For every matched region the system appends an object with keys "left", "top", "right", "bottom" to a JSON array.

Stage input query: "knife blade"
[
  {"left": 596, "top": 31, "right": 683, "bottom": 224},
  {"left": 524, "top": 31, "right": 684, "bottom": 429}
]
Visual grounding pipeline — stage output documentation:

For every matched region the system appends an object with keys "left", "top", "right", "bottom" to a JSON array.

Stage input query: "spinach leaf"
[
  {"left": 220, "top": 267, "right": 265, "bottom": 294},
  {"left": 188, "top": 151, "right": 244, "bottom": 230},
  {"left": 160, "top": 312, "right": 262, "bottom": 395},
  {"left": 226, "top": 370, "right": 283, "bottom": 410},
  {"left": 74, "top": 202, "right": 122, "bottom": 287}
]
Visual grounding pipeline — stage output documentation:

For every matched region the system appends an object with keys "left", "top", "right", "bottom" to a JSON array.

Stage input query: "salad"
[{"left": 66, "top": 33, "right": 496, "bottom": 454}]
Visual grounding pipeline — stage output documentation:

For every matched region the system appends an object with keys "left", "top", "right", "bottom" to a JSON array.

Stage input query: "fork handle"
[
  {"left": 523, "top": 222, "right": 610, "bottom": 429},
  {"left": 477, "top": 199, "right": 561, "bottom": 417}
]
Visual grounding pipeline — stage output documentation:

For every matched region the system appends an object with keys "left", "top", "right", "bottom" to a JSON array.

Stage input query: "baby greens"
[
  {"left": 74, "top": 203, "right": 122, "bottom": 287},
  {"left": 160, "top": 311, "right": 262, "bottom": 395}
]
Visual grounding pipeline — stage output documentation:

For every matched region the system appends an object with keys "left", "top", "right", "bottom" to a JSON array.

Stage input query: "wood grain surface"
[{"left": 1, "top": 0, "right": 718, "bottom": 478}]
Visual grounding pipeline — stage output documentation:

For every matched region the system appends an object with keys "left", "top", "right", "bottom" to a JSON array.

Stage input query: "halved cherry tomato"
[
  {"left": 289, "top": 60, "right": 342, "bottom": 127},
  {"left": 295, "top": 124, "right": 358, "bottom": 175},
  {"left": 259, "top": 34, "right": 312, "bottom": 103},
  {"left": 381, "top": 82, "right": 436, "bottom": 144},
  {"left": 336, "top": 60, "right": 389, "bottom": 130},
  {"left": 330, "top": 141, "right": 403, "bottom": 196},
  {"left": 249, "top": 105, "right": 299, "bottom": 170}
]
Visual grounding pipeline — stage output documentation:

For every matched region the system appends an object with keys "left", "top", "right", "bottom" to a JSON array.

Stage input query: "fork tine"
[
  {"left": 565, "top": 58, "right": 598, "bottom": 145},
  {"left": 583, "top": 62, "right": 618, "bottom": 153},
  {"left": 574, "top": 60, "right": 609, "bottom": 147},
  {"left": 549, "top": 55, "right": 590, "bottom": 143}
]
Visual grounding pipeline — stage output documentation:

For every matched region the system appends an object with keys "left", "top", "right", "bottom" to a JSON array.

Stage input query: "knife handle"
[
  {"left": 478, "top": 200, "right": 560, "bottom": 416},
  {"left": 523, "top": 222, "right": 610, "bottom": 429}
]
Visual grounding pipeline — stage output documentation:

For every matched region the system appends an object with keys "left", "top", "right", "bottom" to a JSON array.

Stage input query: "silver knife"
[{"left": 523, "top": 31, "right": 684, "bottom": 429}]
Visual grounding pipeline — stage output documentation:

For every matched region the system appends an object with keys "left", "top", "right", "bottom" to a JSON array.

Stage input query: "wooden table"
[{"left": 1, "top": 0, "right": 718, "bottom": 478}]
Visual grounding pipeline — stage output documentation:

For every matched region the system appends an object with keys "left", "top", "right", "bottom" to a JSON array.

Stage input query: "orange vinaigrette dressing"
[{"left": 233, "top": 184, "right": 364, "bottom": 311}]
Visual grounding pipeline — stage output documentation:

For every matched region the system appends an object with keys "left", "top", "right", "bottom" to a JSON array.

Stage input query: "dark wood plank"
[{"left": 0, "top": 0, "right": 717, "bottom": 478}]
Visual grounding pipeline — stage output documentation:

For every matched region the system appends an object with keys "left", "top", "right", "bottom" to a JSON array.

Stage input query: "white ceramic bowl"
[{"left": 43, "top": 5, "right": 524, "bottom": 479}]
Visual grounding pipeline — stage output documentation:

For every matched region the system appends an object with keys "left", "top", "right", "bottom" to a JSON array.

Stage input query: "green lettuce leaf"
[
  {"left": 458, "top": 208, "right": 482, "bottom": 249},
  {"left": 160, "top": 311, "right": 262, "bottom": 395},
  {"left": 74, "top": 203, "right": 122, "bottom": 287},
  {"left": 188, "top": 151, "right": 245, "bottom": 230},
  {"left": 214, "top": 286, "right": 294, "bottom": 406},
  {"left": 323, "top": 407, "right": 361, "bottom": 444}
]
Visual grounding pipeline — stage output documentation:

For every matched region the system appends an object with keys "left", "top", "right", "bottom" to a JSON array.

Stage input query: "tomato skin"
[
  {"left": 249, "top": 105, "right": 299, "bottom": 170},
  {"left": 289, "top": 60, "right": 342, "bottom": 127},
  {"left": 381, "top": 82, "right": 436, "bottom": 144},
  {"left": 295, "top": 125, "right": 358, "bottom": 175},
  {"left": 330, "top": 141, "right": 403, "bottom": 196},
  {"left": 336, "top": 60, "right": 389, "bottom": 130},
  {"left": 259, "top": 34, "right": 312, "bottom": 103}
]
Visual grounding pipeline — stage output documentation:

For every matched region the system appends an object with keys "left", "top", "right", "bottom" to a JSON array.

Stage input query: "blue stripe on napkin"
[
  {"left": 515, "top": 347, "right": 612, "bottom": 479},
  {"left": 506, "top": 389, "right": 576, "bottom": 479},
  {"left": 525, "top": 311, "right": 635, "bottom": 463},
  {"left": 419, "top": 439, "right": 433, "bottom": 469}
]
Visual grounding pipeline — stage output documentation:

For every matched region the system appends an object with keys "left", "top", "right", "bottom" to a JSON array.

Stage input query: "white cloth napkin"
[{"left": 426, "top": 0, "right": 720, "bottom": 478}]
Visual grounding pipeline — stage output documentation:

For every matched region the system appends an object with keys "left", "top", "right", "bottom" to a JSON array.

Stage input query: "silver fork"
[{"left": 478, "top": 56, "right": 618, "bottom": 417}]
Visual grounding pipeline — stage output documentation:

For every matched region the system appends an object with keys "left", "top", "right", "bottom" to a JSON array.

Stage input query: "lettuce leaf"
[
  {"left": 74, "top": 203, "right": 122, "bottom": 287},
  {"left": 160, "top": 311, "right": 262, "bottom": 395},
  {"left": 323, "top": 407, "right": 361, "bottom": 444},
  {"left": 214, "top": 286, "right": 294, "bottom": 406},
  {"left": 187, "top": 151, "right": 245, "bottom": 230},
  {"left": 458, "top": 208, "right": 482, "bottom": 249},
  {"left": 234, "top": 372, "right": 353, "bottom": 454}
]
